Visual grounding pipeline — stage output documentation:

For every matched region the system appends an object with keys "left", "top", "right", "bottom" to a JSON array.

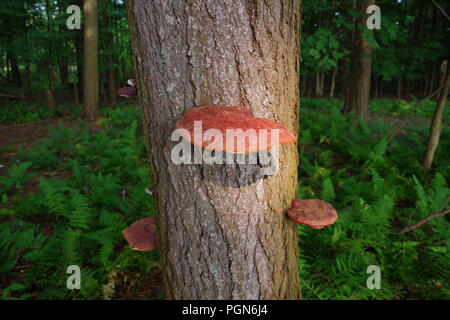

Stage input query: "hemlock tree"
[
  {"left": 343, "top": 0, "right": 376, "bottom": 122},
  {"left": 126, "top": 0, "right": 302, "bottom": 299},
  {"left": 83, "top": 0, "right": 99, "bottom": 120}
]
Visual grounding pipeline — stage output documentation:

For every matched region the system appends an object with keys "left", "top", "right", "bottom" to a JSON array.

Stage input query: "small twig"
[
  {"left": 431, "top": 0, "right": 450, "bottom": 23},
  {"left": 400, "top": 195, "right": 450, "bottom": 234},
  {"left": 0, "top": 92, "right": 25, "bottom": 100}
]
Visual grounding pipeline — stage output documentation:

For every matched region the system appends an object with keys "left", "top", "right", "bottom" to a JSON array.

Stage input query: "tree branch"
[
  {"left": 400, "top": 195, "right": 450, "bottom": 234},
  {"left": 0, "top": 92, "right": 25, "bottom": 100},
  {"left": 431, "top": 0, "right": 450, "bottom": 23}
]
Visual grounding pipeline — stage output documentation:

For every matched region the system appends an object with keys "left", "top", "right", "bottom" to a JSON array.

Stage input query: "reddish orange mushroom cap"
[
  {"left": 122, "top": 217, "right": 158, "bottom": 251},
  {"left": 287, "top": 199, "right": 338, "bottom": 229},
  {"left": 117, "top": 86, "right": 137, "bottom": 98},
  {"left": 174, "top": 105, "right": 296, "bottom": 153}
]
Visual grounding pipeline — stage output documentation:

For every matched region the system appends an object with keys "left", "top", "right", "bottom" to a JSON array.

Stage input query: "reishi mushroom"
[
  {"left": 287, "top": 199, "right": 338, "bottom": 229},
  {"left": 122, "top": 217, "right": 158, "bottom": 251},
  {"left": 117, "top": 79, "right": 137, "bottom": 97},
  {"left": 174, "top": 105, "right": 296, "bottom": 154}
]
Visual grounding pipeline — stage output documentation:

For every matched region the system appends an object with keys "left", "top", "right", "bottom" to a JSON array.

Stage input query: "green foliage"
[
  {"left": 0, "top": 101, "right": 82, "bottom": 125},
  {"left": 0, "top": 161, "right": 34, "bottom": 194},
  {"left": 302, "top": 27, "right": 346, "bottom": 73},
  {"left": 0, "top": 104, "right": 158, "bottom": 299},
  {"left": 0, "top": 101, "right": 54, "bottom": 124},
  {"left": 298, "top": 98, "right": 450, "bottom": 299}
]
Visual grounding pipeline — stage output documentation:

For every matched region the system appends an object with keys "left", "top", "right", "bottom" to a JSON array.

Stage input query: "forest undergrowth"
[{"left": 0, "top": 98, "right": 448, "bottom": 299}]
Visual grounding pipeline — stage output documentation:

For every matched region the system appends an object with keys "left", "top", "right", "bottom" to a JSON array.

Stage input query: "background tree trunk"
[
  {"left": 126, "top": 0, "right": 301, "bottom": 300},
  {"left": 83, "top": 0, "right": 99, "bottom": 120},
  {"left": 423, "top": 63, "right": 449, "bottom": 169},
  {"left": 75, "top": 0, "right": 84, "bottom": 100},
  {"left": 25, "top": 65, "right": 32, "bottom": 95},
  {"left": 45, "top": 88, "right": 57, "bottom": 110},
  {"left": 397, "top": 78, "right": 402, "bottom": 100},
  {"left": 343, "top": 0, "right": 375, "bottom": 122},
  {"left": 102, "top": 2, "right": 117, "bottom": 104},
  {"left": 8, "top": 53, "right": 22, "bottom": 86},
  {"left": 330, "top": 66, "right": 337, "bottom": 98}
]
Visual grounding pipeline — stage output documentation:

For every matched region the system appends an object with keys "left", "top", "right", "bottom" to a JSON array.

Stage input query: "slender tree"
[
  {"left": 83, "top": 0, "right": 99, "bottom": 120},
  {"left": 126, "top": 0, "right": 301, "bottom": 299},
  {"left": 343, "top": 0, "right": 375, "bottom": 122}
]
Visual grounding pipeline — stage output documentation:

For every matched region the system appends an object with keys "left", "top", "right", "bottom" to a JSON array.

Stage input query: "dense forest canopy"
[{"left": 0, "top": 0, "right": 449, "bottom": 301}]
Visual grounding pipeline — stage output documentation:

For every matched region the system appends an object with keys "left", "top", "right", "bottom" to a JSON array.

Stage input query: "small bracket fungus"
[
  {"left": 287, "top": 199, "right": 338, "bottom": 229},
  {"left": 174, "top": 105, "right": 296, "bottom": 154},
  {"left": 117, "top": 79, "right": 137, "bottom": 97},
  {"left": 122, "top": 217, "right": 158, "bottom": 251}
]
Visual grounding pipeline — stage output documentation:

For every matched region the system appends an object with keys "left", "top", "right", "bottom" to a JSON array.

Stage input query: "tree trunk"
[
  {"left": 397, "top": 78, "right": 403, "bottom": 100},
  {"left": 343, "top": 0, "right": 375, "bottom": 122},
  {"left": 47, "top": 63, "right": 56, "bottom": 92},
  {"left": 423, "top": 63, "right": 450, "bottom": 169},
  {"left": 373, "top": 74, "right": 378, "bottom": 98},
  {"left": 301, "top": 74, "right": 307, "bottom": 98},
  {"left": 379, "top": 75, "right": 383, "bottom": 97},
  {"left": 75, "top": 0, "right": 84, "bottom": 100},
  {"left": 330, "top": 67, "right": 337, "bottom": 98},
  {"left": 319, "top": 70, "right": 325, "bottom": 97},
  {"left": 45, "top": 88, "right": 57, "bottom": 110},
  {"left": 126, "top": 0, "right": 301, "bottom": 300},
  {"left": 102, "top": 2, "right": 117, "bottom": 104},
  {"left": 73, "top": 82, "right": 80, "bottom": 105},
  {"left": 83, "top": 0, "right": 99, "bottom": 120},
  {"left": 315, "top": 71, "right": 320, "bottom": 97},
  {"left": 57, "top": 0, "right": 69, "bottom": 87},
  {"left": 8, "top": 53, "right": 22, "bottom": 86},
  {"left": 428, "top": 61, "right": 438, "bottom": 97},
  {"left": 59, "top": 56, "right": 69, "bottom": 87},
  {"left": 25, "top": 65, "right": 32, "bottom": 95},
  {"left": 436, "top": 60, "right": 448, "bottom": 101}
]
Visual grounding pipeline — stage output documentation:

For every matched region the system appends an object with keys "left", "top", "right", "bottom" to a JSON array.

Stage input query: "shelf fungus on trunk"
[
  {"left": 171, "top": 105, "right": 296, "bottom": 188},
  {"left": 117, "top": 79, "right": 137, "bottom": 98},
  {"left": 287, "top": 199, "right": 338, "bottom": 229},
  {"left": 122, "top": 217, "right": 158, "bottom": 251}
]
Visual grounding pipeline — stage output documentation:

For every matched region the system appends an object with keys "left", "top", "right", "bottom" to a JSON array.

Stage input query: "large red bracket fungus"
[
  {"left": 287, "top": 199, "right": 338, "bottom": 229},
  {"left": 122, "top": 217, "right": 158, "bottom": 251},
  {"left": 171, "top": 105, "right": 297, "bottom": 188},
  {"left": 174, "top": 105, "right": 296, "bottom": 154},
  {"left": 117, "top": 79, "right": 137, "bottom": 98}
]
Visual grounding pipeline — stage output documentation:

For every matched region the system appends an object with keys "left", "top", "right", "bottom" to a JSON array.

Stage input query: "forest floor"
[
  {"left": 0, "top": 101, "right": 164, "bottom": 299},
  {"left": 0, "top": 97, "right": 449, "bottom": 299}
]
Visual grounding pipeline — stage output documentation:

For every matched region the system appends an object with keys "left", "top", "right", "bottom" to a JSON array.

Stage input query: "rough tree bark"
[
  {"left": 423, "top": 62, "right": 449, "bottom": 169},
  {"left": 126, "top": 0, "right": 301, "bottom": 299},
  {"left": 343, "top": 0, "right": 375, "bottom": 122},
  {"left": 83, "top": 0, "right": 99, "bottom": 120}
]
